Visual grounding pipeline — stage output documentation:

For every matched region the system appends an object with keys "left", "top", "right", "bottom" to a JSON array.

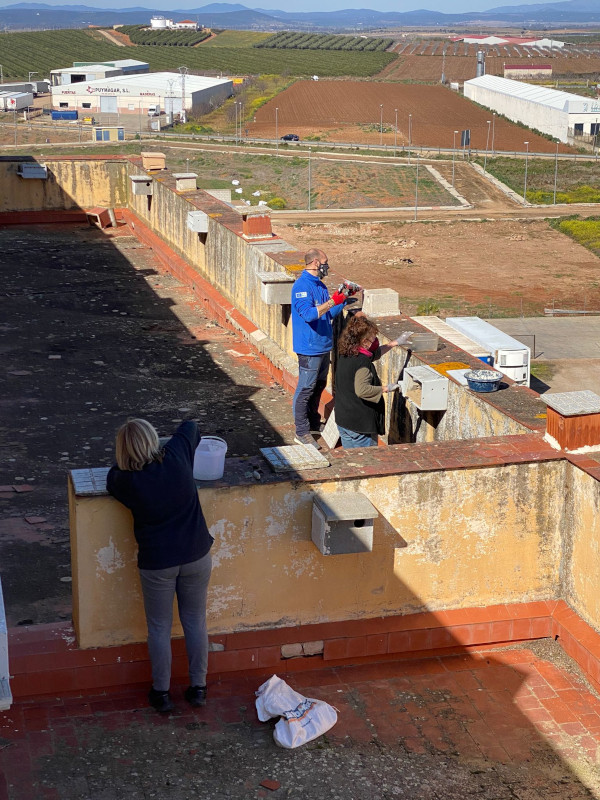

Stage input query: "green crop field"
[
  {"left": 0, "top": 29, "right": 395, "bottom": 79},
  {"left": 255, "top": 32, "right": 393, "bottom": 51},
  {"left": 476, "top": 156, "right": 600, "bottom": 204},
  {"left": 119, "top": 25, "right": 210, "bottom": 46}
]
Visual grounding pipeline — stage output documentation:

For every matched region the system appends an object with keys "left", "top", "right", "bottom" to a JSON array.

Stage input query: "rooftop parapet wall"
[
  {"left": 126, "top": 160, "right": 300, "bottom": 361},
  {"left": 69, "top": 445, "right": 565, "bottom": 649},
  {"left": 563, "top": 464, "right": 600, "bottom": 633},
  {"left": 0, "top": 157, "right": 127, "bottom": 213}
]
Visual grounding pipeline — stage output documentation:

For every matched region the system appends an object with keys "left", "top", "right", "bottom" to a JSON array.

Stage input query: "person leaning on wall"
[
  {"left": 334, "top": 315, "right": 413, "bottom": 449},
  {"left": 106, "top": 418, "right": 213, "bottom": 714}
]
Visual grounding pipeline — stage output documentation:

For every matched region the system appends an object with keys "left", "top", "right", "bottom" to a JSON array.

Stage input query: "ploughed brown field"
[{"left": 251, "top": 81, "right": 573, "bottom": 152}]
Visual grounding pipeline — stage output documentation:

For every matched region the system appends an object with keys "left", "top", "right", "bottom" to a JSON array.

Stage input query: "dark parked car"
[{"left": 281, "top": 133, "right": 299, "bottom": 141}]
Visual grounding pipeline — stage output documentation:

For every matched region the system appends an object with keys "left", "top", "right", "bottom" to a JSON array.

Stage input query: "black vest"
[{"left": 335, "top": 353, "right": 385, "bottom": 435}]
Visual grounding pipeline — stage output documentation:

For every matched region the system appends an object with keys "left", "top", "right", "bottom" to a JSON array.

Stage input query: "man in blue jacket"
[{"left": 291, "top": 248, "right": 347, "bottom": 449}]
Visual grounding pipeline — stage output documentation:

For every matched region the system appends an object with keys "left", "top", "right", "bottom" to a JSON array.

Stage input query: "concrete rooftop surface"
[
  {"left": 2, "top": 642, "right": 600, "bottom": 798},
  {"left": 0, "top": 222, "right": 295, "bottom": 627},
  {"left": 3, "top": 220, "right": 600, "bottom": 799}
]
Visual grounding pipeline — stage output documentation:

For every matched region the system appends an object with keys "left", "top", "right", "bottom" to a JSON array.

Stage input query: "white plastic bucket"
[{"left": 193, "top": 436, "right": 227, "bottom": 481}]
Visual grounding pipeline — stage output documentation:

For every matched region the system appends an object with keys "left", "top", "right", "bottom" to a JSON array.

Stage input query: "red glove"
[{"left": 331, "top": 291, "right": 346, "bottom": 306}]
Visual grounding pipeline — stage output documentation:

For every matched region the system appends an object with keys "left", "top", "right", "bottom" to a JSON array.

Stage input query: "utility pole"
[
  {"left": 394, "top": 107, "right": 398, "bottom": 157},
  {"left": 379, "top": 103, "right": 383, "bottom": 146},
  {"left": 414, "top": 155, "right": 419, "bottom": 221},
  {"left": 483, "top": 120, "right": 491, "bottom": 173},
  {"left": 308, "top": 150, "right": 311, "bottom": 211},
  {"left": 523, "top": 141, "right": 529, "bottom": 202},
  {"left": 275, "top": 106, "right": 278, "bottom": 152},
  {"left": 452, "top": 130, "right": 458, "bottom": 188},
  {"left": 178, "top": 66, "right": 188, "bottom": 124},
  {"left": 553, "top": 141, "right": 559, "bottom": 204}
]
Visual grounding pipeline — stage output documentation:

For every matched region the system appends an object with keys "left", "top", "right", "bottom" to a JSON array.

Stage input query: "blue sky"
[{"left": 0, "top": 0, "right": 554, "bottom": 11}]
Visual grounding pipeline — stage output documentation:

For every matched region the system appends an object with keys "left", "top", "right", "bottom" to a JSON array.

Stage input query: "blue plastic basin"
[{"left": 465, "top": 369, "right": 502, "bottom": 393}]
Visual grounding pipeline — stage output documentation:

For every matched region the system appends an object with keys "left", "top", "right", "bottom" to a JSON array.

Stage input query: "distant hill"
[{"left": 0, "top": 0, "right": 598, "bottom": 30}]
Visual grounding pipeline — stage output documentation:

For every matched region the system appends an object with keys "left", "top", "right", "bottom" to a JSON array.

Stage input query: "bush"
[
  {"left": 416, "top": 300, "right": 440, "bottom": 315},
  {"left": 268, "top": 197, "right": 286, "bottom": 209}
]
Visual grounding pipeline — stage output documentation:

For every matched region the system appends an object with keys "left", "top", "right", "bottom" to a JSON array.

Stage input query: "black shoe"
[
  {"left": 309, "top": 421, "right": 325, "bottom": 434},
  {"left": 148, "top": 687, "right": 175, "bottom": 713},
  {"left": 185, "top": 685, "right": 207, "bottom": 707}
]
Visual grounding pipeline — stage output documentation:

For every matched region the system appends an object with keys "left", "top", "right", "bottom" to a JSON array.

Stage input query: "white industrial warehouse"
[
  {"left": 50, "top": 60, "right": 150, "bottom": 87},
  {"left": 51, "top": 72, "right": 233, "bottom": 119},
  {"left": 464, "top": 75, "right": 600, "bottom": 143}
]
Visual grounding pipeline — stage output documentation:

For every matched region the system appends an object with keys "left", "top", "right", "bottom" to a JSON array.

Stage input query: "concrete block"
[
  {"left": 205, "top": 188, "right": 232, "bottom": 203},
  {"left": 281, "top": 643, "right": 303, "bottom": 659},
  {"left": 302, "top": 640, "right": 324, "bottom": 655},
  {"left": 260, "top": 282, "right": 292, "bottom": 305},
  {"left": 311, "top": 492, "right": 379, "bottom": 556},
  {"left": 362, "top": 288, "right": 399, "bottom": 317},
  {"left": 173, "top": 173, "right": 198, "bottom": 192},
  {"left": 187, "top": 211, "right": 209, "bottom": 233},
  {"left": 130, "top": 175, "right": 153, "bottom": 196}
]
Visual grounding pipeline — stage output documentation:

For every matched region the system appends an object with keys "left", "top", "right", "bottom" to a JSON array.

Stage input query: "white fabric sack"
[{"left": 255, "top": 674, "right": 338, "bottom": 749}]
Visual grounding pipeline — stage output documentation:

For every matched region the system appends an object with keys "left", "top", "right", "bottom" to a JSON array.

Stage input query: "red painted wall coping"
[{"left": 10, "top": 599, "right": 600, "bottom": 701}]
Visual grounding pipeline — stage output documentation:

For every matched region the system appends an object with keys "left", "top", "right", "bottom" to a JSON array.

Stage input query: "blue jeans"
[
  {"left": 293, "top": 352, "right": 330, "bottom": 436},
  {"left": 337, "top": 425, "right": 378, "bottom": 449},
  {"left": 139, "top": 552, "right": 212, "bottom": 692}
]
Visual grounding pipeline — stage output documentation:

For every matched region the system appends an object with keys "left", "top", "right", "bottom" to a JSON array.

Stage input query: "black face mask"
[{"left": 318, "top": 261, "right": 329, "bottom": 278}]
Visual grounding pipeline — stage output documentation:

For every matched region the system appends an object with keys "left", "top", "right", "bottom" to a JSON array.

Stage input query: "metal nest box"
[
  {"left": 17, "top": 163, "right": 48, "bottom": 180},
  {"left": 311, "top": 492, "right": 379, "bottom": 556}
]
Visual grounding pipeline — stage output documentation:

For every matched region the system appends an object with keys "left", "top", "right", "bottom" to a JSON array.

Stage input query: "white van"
[{"left": 147, "top": 105, "right": 160, "bottom": 117}]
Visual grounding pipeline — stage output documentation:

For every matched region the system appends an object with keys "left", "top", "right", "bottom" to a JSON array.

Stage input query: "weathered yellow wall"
[
  {"left": 563, "top": 465, "right": 600, "bottom": 631},
  {"left": 127, "top": 171, "right": 299, "bottom": 359},
  {"left": 70, "top": 460, "right": 565, "bottom": 649},
  {"left": 0, "top": 160, "right": 127, "bottom": 212}
]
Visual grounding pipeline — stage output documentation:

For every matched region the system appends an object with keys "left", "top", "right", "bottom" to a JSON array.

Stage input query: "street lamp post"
[
  {"left": 408, "top": 113, "right": 412, "bottom": 165},
  {"left": 275, "top": 106, "right": 278, "bottom": 152},
  {"left": 553, "top": 141, "right": 559, "bottom": 204},
  {"left": 491, "top": 112, "right": 496, "bottom": 155},
  {"left": 483, "top": 120, "right": 491, "bottom": 173},
  {"left": 234, "top": 101, "right": 238, "bottom": 144},
  {"left": 308, "top": 150, "right": 311, "bottom": 211},
  {"left": 394, "top": 108, "right": 398, "bottom": 157},
  {"left": 414, "top": 155, "right": 420, "bottom": 221},
  {"left": 28, "top": 71, "right": 37, "bottom": 83},
  {"left": 0, "top": 65, "right": 3, "bottom": 85},
  {"left": 523, "top": 141, "right": 529, "bottom": 202},
  {"left": 238, "top": 102, "right": 243, "bottom": 141},
  {"left": 452, "top": 130, "right": 458, "bottom": 188},
  {"left": 379, "top": 103, "right": 383, "bottom": 146}
]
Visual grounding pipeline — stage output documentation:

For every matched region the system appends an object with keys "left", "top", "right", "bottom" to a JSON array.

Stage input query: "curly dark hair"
[{"left": 337, "top": 316, "right": 379, "bottom": 357}]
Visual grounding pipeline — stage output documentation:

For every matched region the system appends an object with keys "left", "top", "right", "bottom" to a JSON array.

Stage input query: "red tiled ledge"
[{"left": 10, "top": 600, "right": 592, "bottom": 701}]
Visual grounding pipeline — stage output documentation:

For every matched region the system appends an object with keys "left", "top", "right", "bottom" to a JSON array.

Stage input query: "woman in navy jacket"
[{"left": 107, "top": 418, "right": 213, "bottom": 713}]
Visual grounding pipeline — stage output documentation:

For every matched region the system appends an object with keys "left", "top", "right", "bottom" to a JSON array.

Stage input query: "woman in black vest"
[{"left": 335, "top": 316, "right": 411, "bottom": 448}]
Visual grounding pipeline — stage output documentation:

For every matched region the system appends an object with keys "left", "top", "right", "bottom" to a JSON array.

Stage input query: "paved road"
[{"left": 485, "top": 317, "right": 600, "bottom": 396}]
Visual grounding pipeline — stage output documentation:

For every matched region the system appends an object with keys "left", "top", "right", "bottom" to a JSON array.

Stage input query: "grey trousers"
[{"left": 139, "top": 552, "right": 212, "bottom": 692}]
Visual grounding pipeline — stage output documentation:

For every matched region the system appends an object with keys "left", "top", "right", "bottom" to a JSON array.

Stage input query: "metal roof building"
[
  {"left": 51, "top": 60, "right": 149, "bottom": 87},
  {"left": 51, "top": 71, "right": 233, "bottom": 123},
  {"left": 464, "top": 74, "right": 600, "bottom": 143}
]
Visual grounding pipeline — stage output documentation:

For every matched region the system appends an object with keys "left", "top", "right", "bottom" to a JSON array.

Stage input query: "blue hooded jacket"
[{"left": 291, "top": 270, "right": 344, "bottom": 355}]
